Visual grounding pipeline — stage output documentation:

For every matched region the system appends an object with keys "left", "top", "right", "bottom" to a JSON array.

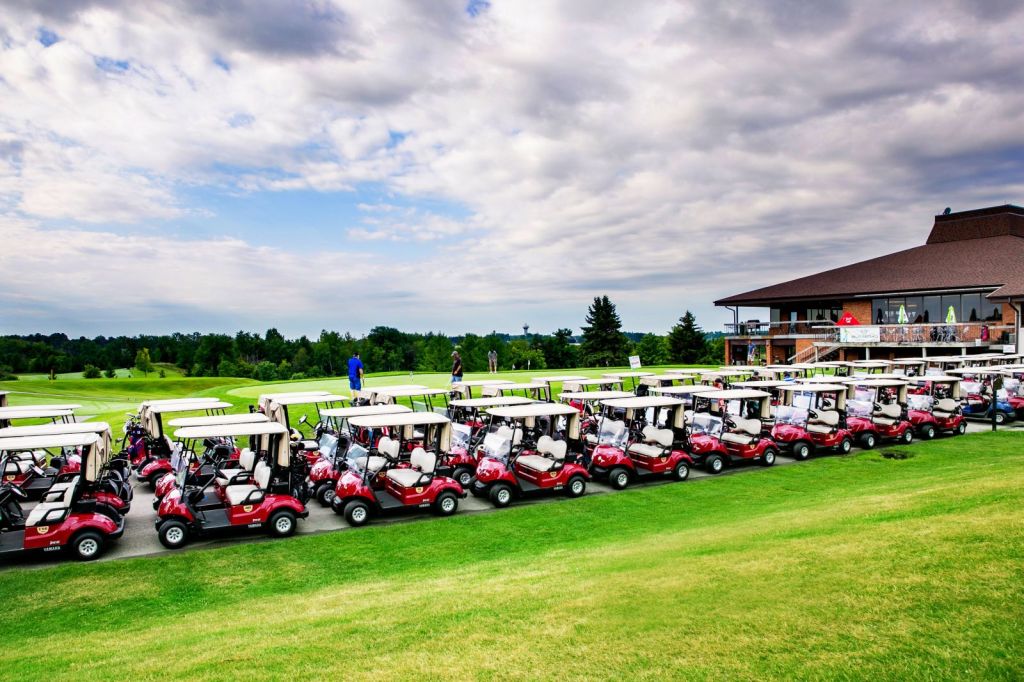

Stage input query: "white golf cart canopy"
[
  {"left": 650, "top": 385, "right": 718, "bottom": 396},
  {"left": 0, "top": 421, "right": 111, "bottom": 438},
  {"left": 148, "top": 401, "right": 232, "bottom": 414},
  {"left": 851, "top": 372, "right": 908, "bottom": 380},
  {"left": 562, "top": 378, "right": 624, "bottom": 390},
  {"left": 449, "top": 396, "right": 536, "bottom": 408},
  {"left": 454, "top": 380, "right": 514, "bottom": 388},
  {"left": 639, "top": 374, "right": 686, "bottom": 386},
  {"left": 139, "top": 397, "right": 222, "bottom": 408},
  {"left": 945, "top": 368, "right": 987, "bottom": 376},
  {"left": 2, "top": 403, "right": 81, "bottom": 412},
  {"left": 1, "top": 432, "right": 107, "bottom": 482},
  {"left": 601, "top": 396, "right": 685, "bottom": 409},
  {"left": 559, "top": 390, "right": 633, "bottom": 402},
  {"left": 798, "top": 375, "right": 855, "bottom": 384},
  {"left": 321, "top": 404, "right": 413, "bottom": 418},
  {"left": 483, "top": 382, "right": 548, "bottom": 391},
  {"left": 173, "top": 422, "right": 290, "bottom": 439},
  {"left": 368, "top": 385, "right": 429, "bottom": 395},
  {"left": 266, "top": 393, "right": 346, "bottom": 406},
  {"left": 0, "top": 407, "right": 75, "bottom": 420},
  {"left": 699, "top": 369, "right": 753, "bottom": 378},
  {"left": 889, "top": 359, "right": 926, "bottom": 366},
  {"left": 732, "top": 380, "right": 789, "bottom": 389},
  {"left": 348, "top": 412, "right": 452, "bottom": 429},
  {"left": 258, "top": 390, "right": 332, "bottom": 401},
  {"left": 849, "top": 378, "right": 910, "bottom": 388},
  {"left": 701, "top": 389, "right": 772, "bottom": 400},
  {"left": 602, "top": 371, "right": 653, "bottom": 379},
  {"left": 663, "top": 369, "right": 698, "bottom": 375},
  {"left": 486, "top": 403, "right": 580, "bottom": 419},
  {"left": 532, "top": 375, "right": 587, "bottom": 384},
  {"left": 778, "top": 383, "right": 849, "bottom": 393},
  {"left": 167, "top": 413, "right": 269, "bottom": 428}
]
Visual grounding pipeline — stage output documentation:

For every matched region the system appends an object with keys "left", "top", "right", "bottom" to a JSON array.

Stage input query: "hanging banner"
[{"left": 840, "top": 327, "right": 881, "bottom": 343}]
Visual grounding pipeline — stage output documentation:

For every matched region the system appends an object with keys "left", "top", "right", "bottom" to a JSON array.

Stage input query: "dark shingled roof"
[{"left": 715, "top": 205, "right": 1024, "bottom": 306}]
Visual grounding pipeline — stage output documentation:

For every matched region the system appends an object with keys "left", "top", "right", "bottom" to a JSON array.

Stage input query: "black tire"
[
  {"left": 147, "top": 472, "right": 163, "bottom": 490},
  {"left": 70, "top": 531, "right": 104, "bottom": 561},
  {"left": 433, "top": 491, "right": 459, "bottom": 516},
  {"left": 860, "top": 432, "right": 877, "bottom": 450},
  {"left": 315, "top": 482, "right": 335, "bottom": 507},
  {"left": 901, "top": 429, "right": 914, "bottom": 444},
  {"left": 344, "top": 500, "right": 371, "bottom": 527},
  {"left": 994, "top": 412, "right": 1006, "bottom": 425},
  {"left": 838, "top": 437, "right": 853, "bottom": 454},
  {"left": 760, "top": 448, "right": 777, "bottom": 467},
  {"left": 706, "top": 454, "right": 725, "bottom": 474},
  {"left": 792, "top": 442, "right": 811, "bottom": 461},
  {"left": 158, "top": 519, "right": 189, "bottom": 550},
  {"left": 608, "top": 467, "right": 629, "bottom": 490},
  {"left": 920, "top": 424, "right": 936, "bottom": 440},
  {"left": 489, "top": 483, "right": 513, "bottom": 508},
  {"left": 672, "top": 461, "right": 690, "bottom": 482},
  {"left": 566, "top": 476, "right": 587, "bottom": 498},
  {"left": 955, "top": 422, "right": 967, "bottom": 436},
  {"left": 267, "top": 510, "right": 297, "bottom": 538},
  {"left": 453, "top": 467, "right": 474, "bottom": 488}
]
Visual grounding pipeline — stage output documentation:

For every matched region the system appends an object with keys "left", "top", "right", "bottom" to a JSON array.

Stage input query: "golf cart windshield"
[
  {"left": 689, "top": 413, "right": 723, "bottom": 437},
  {"left": 961, "top": 381, "right": 982, "bottom": 394},
  {"left": 1003, "top": 378, "right": 1021, "bottom": 396},
  {"left": 451, "top": 422, "right": 471, "bottom": 451},
  {"left": 598, "top": 419, "right": 628, "bottom": 448},
  {"left": 853, "top": 387, "right": 875, "bottom": 403},
  {"left": 319, "top": 432, "right": 339, "bottom": 460},
  {"left": 907, "top": 394, "right": 933, "bottom": 412},
  {"left": 776, "top": 405, "right": 809, "bottom": 427},
  {"left": 481, "top": 432, "right": 511, "bottom": 461},
  {"left": 847, "top": 399, "right": 873, "bottom": 419},
  {"left": 345, "top": 442, "right": 370, "bottom": 470}
]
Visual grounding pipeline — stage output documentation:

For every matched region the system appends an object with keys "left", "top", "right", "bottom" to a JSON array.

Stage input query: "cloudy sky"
[{"left": 1, "top": 0, "right": 1023, "bottom": 338}]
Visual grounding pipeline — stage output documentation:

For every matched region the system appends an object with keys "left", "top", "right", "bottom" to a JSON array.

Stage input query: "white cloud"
[{"left": 1, "top": 0, "right": 1024, "bottom": 335}]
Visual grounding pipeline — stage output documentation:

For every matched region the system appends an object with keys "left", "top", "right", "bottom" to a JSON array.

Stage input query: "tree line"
[{"left": 0, "top": 297, "right": 721, "bottom": 380}]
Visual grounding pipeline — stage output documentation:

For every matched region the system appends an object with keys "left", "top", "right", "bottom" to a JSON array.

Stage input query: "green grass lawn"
[{"left": 0, "top": 433, "right": 1021, "bottom": 680}]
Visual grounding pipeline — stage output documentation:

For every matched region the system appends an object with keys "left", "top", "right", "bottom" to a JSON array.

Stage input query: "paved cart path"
[{"left": 3, "top": 419, "right": 1018, "bottom": 570}]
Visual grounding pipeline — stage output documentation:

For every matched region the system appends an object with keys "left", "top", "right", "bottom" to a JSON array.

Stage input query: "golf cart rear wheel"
[
  {"left": 453, "top": 467, "right": 474, "bottom": 488},
  {"left": 760, "top": 449, "right": 777, "bottom": 467},
  {"left": 608, "top": 467, "right": 629, "bottom": 490},
  {"left": 839, "top": 438, "right": 853, "bottom": 454},
  {"left": 344, "top": 500, "right": 371, "bottom": 527},
  {"left": 315, "top": 483, "right": 335, "bottom": 507},
  {"left": 489, "top": 484, "right": 513, "bottom": 508},
  {"left": 861, "top": 433, "right": 877, "bottom": 449},
  {"left": 566, "top": 476, "right": 586, "bottom": 498},
  {"left": 995, "top": 412, "right": 1007, "bottom": 425},
  {"left": 147, "top": 472, "right": 163, "bottom": 490},
  {"left": 433, "top": 491, "right": 458, "bottom": 516},
  {"left": 955, "top": 422, "right": 967, "bottom": 435},
  {"left": 71, "top": 531, "right": 103, "bottom": 561},
  {"left": 901, "top": 429, "right": 914, "bottom": 444},
  {"left": 268, "top": 510, "right": 297, "bottom": 538},
  {"left": 158, "top": 520, "right": 189, "bottom": 550},
  {"left": 920, "top": 425, "right": 936, "bottom": 440},
  {"left": 792, "top": 442, "right": 811, "bottom": 461},
  {"left": 672, "top": 461, "right": 690, "bottom": 482},
  {"left": 706, "top": 455, "right": 724, "bottom": 474}
]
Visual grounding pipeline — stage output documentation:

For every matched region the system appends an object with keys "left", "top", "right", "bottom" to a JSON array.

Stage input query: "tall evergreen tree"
[
  {"left": 580, "top": 296, "right": 630, "bottom": 366},
  {"left": 667, "top": 311, "right": 707, "bottom": 364}
]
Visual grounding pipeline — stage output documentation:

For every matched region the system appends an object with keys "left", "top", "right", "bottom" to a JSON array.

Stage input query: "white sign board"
[
  {"left": 629, "top": 355, "right": 641, "bottom": 369},
  {"left": 1006, "top": 344, "right": 1018, "bottom": 354},
  {"left": 839, "top": 327, "right": 881, "bottom": 343}
]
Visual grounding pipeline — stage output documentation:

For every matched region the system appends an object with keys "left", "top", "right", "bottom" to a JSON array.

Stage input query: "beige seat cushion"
[
  {"left": 536, "top": 436, "right": 567, "bottom": 461},
  {"left": 26, "top": 483, "right": 75, "bottom": 525},
  {"left": 386, "top": 447, "right": 436, "bottom": 487},
  {"left": 873, "top": 416, "right": 897, "bottom": 426},
  {"left": 354, "top": 455, "right": 387, "bottom": 473},
  {"left": 877, "top": 403, "right": 902, "bottom": 419},
  {"left": 225, "top": 485, "right": 260, "bottom": 506},
  {"left": 386, "top": 468, "right": 427, "bottom": 487},
  {"left": 518, "top": 454, "right": 556, "bottom": 471},
  {"left": 721, "top": 431, "right": 754, "bottom": 445},
  {"left": 811, "top": 410, "right": 840, "bottom": 427},
  {"left": 806, "top": 423, "right": 833, "bottom": 435},
  {"left": 628, "top": 442, "right": 664, "bottom": 457},
  {"left": 934, "top": 398, "right": 958, "bottom": 414}
]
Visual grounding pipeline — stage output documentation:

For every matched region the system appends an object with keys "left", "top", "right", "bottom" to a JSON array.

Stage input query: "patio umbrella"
[
  {"left": 897, "top": 304, "right": 909, "bottom": 324},
  {"left": 945, "top": 305, "right": 957, "bottom": 324}
]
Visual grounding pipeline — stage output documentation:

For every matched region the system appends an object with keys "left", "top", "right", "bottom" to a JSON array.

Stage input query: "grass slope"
[{"left": 1, "top": 433, "right": 1021, "bottom": 680}]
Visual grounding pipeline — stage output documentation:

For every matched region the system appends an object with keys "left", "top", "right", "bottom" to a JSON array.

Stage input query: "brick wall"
[{"left": 843, "top": 299, "right": 873, "bottom": 324}]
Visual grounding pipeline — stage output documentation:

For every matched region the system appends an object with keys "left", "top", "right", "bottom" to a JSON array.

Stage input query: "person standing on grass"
[
  {"left": 451, "top": 350, "right": 464, "bottom": 384},
  {"left": 347, "top": 352, "right": 364, "bottom": 397},
  {"left": 488, "top": 349, "right": 498, "bottom": 373}
]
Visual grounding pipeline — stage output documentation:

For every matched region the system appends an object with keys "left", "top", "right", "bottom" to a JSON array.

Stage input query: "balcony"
[
  {"left": 725, "top": 321, "right": 1015, "bottom": 347},
  {"left": 724, "top": 321, "right": 826, "bottom": 337}
]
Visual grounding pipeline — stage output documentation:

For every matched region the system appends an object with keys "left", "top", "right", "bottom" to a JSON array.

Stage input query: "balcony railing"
[
  {"left": 726, "top": 321, "right": 1014, "bottom": 345},
  {"left": 724, "top": 321, "right": 826, "bottom": 337}
]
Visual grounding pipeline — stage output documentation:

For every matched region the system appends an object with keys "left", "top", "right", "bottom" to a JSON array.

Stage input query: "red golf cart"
[
  {"left": 589, "top": 396, "right": 692, "bottom": 489},
  {"left": 0, "top": 432, "right": 125, "bottom": 561},
  {"left": 845, "top": 379, "right": 914, "bottom": 447},
  {"left": 306, "top": 403, "right": 412, "bottom": 506},
  {"left": 330, "top": 412, "right": 466, "bottom": 526},
  {"left": 905, "top": 376, "right": 967, "bottom": 438},
  {"left": 772, "top": 384, "right": 855, "bottom": 459},
  {"left": 691, "top": 389, "right": 779, "bottom": 472},
  {"left": 155, "top": 421, "right": 309, "bottom": 549},
  {"left": 445, "top": 396, "right": 536, "bottom": 488},
  {"left": 472, "top": 403, "right": 589, "bottom": 507},
  {"left": 131, "top": 399, "right": 232, "bottom": 484}
]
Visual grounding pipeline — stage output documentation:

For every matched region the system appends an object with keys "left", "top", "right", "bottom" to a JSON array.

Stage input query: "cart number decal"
[
  {"left": 549, "top": 472, "right": 557, "bottom": 478},
  {"left": 35, "top": 526, "right": 48, "bottom": 534},
  {"left": 5, "top": 475, "right": 13, "bottom": 482},
  {"left": 415, "top": 487, "right": 423, "bottom": 493},
  {"left": 243, "top": 505, "right": 253, "bottom": 513}
]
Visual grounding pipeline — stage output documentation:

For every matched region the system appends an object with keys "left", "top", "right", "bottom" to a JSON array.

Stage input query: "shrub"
[{"left": 82, "top": 364, "right": 101, "bottom": 379}]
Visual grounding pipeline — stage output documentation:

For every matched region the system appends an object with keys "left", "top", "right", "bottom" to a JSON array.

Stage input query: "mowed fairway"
[{"left": 0, "top": 433, "right": 1021, "bottom": 680}]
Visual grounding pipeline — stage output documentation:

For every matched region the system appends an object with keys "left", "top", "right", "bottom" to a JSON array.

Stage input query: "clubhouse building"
[{"left": 715, "top": 205, "right": 1024, "bottom": 364}]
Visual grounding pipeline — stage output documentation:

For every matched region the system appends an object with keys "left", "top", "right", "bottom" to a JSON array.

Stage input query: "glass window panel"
[
  {"left": 940, "top": 295, "right": 961, "bottom": 323},
  {"left": 904, "top": 297, "right": 923, "bottom": 323},
  {"left": 922, "top": 296, "right": 940, "bottom": 324},
  {"left": 981, "top": 298, "right": 1001, "bottom": 322},
  {"left": 961, "top": 293, "right": 981, "bottom": 322},
  {"left": 872, "top": 298, "right": 888, "bottom": 325},
  {"left": 887, "top": 298, "right": 905, "bottom": 324}
]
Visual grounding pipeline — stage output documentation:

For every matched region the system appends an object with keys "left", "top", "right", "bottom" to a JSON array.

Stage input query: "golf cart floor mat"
[
  {"left": 197, "top": 508, "right": 230, "bottom": 529},
  {"left": 0, "top": 530, "right": 25, "bottom": 554},
  {"left": 375, "top": 490, "right": 404, "bottom": 510}
]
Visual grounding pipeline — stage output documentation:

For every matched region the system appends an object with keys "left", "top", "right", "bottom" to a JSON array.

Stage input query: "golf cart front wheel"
[
  {"left": 158, "top": 520, "right": 189, "bottom": 550},
  {"left": 861, "top": 433, "right": 877, "bottom": 449},
  {"left": 672, "top": 461, "right": 690, "bottom": 482},
  {"left": 901, "top": 429, "right": 914, "bottom": 444},
  {"left": 315, "top": 483, "right": 335, "bottom": 507},
  {"left": 566, "top": 476, "right": 586, "bottom": 498},
  {"left": 839, "top": 438, "right": 853, "bottom": 454},
  {"left": 955, "top": 422, "right": 967, "bottom": 435},
  {"left": 920, "top": 425, "right": 936, "bottom": 440},
  {"left": 453, "top": 467, "right": 474, "bottom": 488},
  {"left": 268, "top": 510, "right": 297, "bottom": 538},
  {"left": 489, "top": 484, "right": 513, "bottom": 508},
  {"left": 706, "top": 455, "right": 724, "bottom": 474},
  {"left": 792, "top": 442, "right": 811, "bottom": 461},
  {"left": 608, "top": 467, "right": 629, "bottom": 490},
  {"left": 433, "top": 491, "right": 458, "bottom": 516},
  {"left": 344, "top": 500, "right": 371, "bottom": 527},
  {"left": 71, "top": 531, "right": 104, "bottom": 561},
  {"left": 760, "top": 449, "right": 777, "bottom": 467}
]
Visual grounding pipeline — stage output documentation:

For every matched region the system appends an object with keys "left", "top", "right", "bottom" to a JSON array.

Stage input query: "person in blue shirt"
[{"left": 347, "top": 352, "right": 364, "bottom": 396}]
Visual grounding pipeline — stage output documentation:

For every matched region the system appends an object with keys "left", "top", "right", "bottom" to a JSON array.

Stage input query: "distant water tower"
[{"left": 523, "top": 323, "right": 530, "bottom": 338}]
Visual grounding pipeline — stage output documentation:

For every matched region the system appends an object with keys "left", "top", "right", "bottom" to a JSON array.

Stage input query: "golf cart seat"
[
  {"left": 721, "top": 416, "right": 761, "bottom": 445},
  {"left": 873, "top": 403, "right": 901, "bottom": 425},
  {"left": 216, "top": 448, "right": 256, "bottom": 487},
  {"left": 517, "top": 435, "right": 566, "bottom": 472},
  {"left": 494, "top": 426, "right": 523, "bottom": 446},
  {"left": 9, "top": 450, "right": 46, "bottom": 466},
  {"left": 3, "top": 458, "right": 35, "bottom": 476},
  {"left": 386, "top": 447, "right": 435, "bottom": 487},
  {"left": 934, "top": 398, "right": 958, "bottom": 415},
  {"left": 224, "top": 461, "right": 271, "bottom": 506},
  {"left": 25, "top": 482, "right": 76, "bottom": 526},
  {"left": 40, "top": 474, "right": 81, "bottom": 501},
  {"left": 807, "top": 410, "right": 839, "bottom": 435},
  {"left": 628, "top": 426, "right": 673, "bottom": 457},
  {"left": 355, "top": 437, "right": 397, "bottom": 474}
]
